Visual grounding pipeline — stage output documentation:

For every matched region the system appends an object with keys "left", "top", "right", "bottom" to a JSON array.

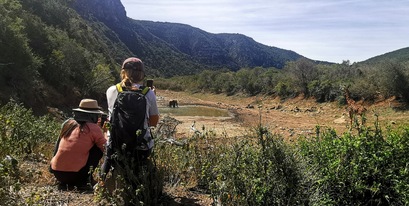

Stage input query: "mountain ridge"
[{"left": 71, "top": 0, "right": 309, "bottom": 75}]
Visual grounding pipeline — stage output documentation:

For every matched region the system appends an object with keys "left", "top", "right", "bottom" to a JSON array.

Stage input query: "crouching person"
[{"left": 50, "top": 99, "right": 108, "bottom": 190}]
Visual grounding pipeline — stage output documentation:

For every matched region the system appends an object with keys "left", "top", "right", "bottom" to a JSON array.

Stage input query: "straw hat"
[{"left": 72, "top": 99, "right": 104, "bottom": 114}]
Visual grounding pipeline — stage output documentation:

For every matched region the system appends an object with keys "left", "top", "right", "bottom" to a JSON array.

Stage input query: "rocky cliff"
[
  {"left": 71, "top": 0, "right": 306, "bottom": 73},
  {"left": 72, "top": 0, "right": 127, "bottom": 26}
]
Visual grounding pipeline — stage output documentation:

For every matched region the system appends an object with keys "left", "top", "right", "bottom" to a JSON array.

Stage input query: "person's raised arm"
[{"left": 149, "top": 114, "right": 159, "bottom": 127}]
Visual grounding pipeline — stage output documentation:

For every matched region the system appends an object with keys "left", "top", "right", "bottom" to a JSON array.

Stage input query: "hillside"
[
  {"left": 135, "top": 20, "right": 303, "bottom": 70},
  {"left": 72, "top": 0, "right": 306, "bottom": 74},
  {"left": 1, "top": 0, "right": 409, "bottom": 114},
  {"left": 0, "top": 0, "right": 306, "bottom": 112},
  {"left": 359, "top": 47, "right": 409, "bottom": 65}
]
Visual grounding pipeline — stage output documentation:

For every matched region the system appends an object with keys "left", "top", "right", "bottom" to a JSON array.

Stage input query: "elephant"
[{"left": 169, "top": 100, "right": 178, "bottom": 108}]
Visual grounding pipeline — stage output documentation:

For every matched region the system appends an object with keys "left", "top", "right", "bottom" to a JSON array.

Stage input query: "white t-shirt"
[{"left": 106, "top": 83, "right": 159, "bottom": 149}]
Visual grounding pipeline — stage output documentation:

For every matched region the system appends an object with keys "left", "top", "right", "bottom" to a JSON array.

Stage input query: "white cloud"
[{"left": 120, "top": 0, "right": 409, "bottom": 63}]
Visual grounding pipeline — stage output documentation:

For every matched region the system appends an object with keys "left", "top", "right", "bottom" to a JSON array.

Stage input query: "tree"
[
  {"left": 285, "top": 58, "right": 318, "bottom": 96},
  {"left": 0, "top": 0, "right": 41, "bottom": 104},
  {"left": 378, "top": 61, "right": 409, "bottom": 102}
]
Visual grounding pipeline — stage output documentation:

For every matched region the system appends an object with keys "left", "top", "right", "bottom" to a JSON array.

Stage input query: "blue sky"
[{"left": 121, "top": 0, "right": 409, "bottom": 63}]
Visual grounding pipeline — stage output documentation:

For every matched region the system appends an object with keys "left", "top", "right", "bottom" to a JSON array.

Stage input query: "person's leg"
[
  {"left": 52, "top": 170, "right": 85, "bottom": 189},
  {"left": 87, "top": 145, "right": 103, "bottom": 170},
  {"left": 83, "top": 145, "right": 104, "bottom": 185}
]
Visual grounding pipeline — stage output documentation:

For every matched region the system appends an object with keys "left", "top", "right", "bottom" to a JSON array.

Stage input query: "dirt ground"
[
  {"left": 156, "top": 89, "right": 409, "bottom": 140},
  {"left": 22, "top": 89, "right": 409, "bottom": 206}
]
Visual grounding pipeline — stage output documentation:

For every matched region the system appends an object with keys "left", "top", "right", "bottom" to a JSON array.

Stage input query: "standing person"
[
  {"left": 102, "top": 57, "right": 159, "bottom": 179},
  {"left": 50, "top": 99, "right": 107, "bottom": 189}
]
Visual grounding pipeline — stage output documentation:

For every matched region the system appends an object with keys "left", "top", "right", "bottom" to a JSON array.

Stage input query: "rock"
[{"left": 333, "top": 116, "right": 346, "bottom": 124}]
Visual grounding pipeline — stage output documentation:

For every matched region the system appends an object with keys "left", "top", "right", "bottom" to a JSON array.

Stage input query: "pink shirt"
[{"left": 50, "top": 122, "right": 107, "bottom": 172}]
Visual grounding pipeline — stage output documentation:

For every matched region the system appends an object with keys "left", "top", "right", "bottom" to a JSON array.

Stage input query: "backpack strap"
[
  {"left": 115, "top": 83, "right": 150, "bottom": 95},
  {"left": 116, "top": 83, "right": 123, "bottom": 93}
]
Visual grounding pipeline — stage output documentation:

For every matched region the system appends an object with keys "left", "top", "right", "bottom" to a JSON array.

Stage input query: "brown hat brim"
[{"left": 72, "top": 108, "right": 105, "bottom": 115}]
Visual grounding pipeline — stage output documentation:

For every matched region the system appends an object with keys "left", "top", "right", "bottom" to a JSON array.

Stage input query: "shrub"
[
  {"left": 0, "top": 100, "right": 59, "bottom": 157},
  {"left": 153, "top": 116, "right": 226, "bottom": 190},
  {"left": 299, "top": 122, "right": 409, "bottom": 205},
  {"left": 308, "top": 80, "right": 338, "bottom": 102},
  {"left": 0, "top": 155, "right": 21, "bottom": 205},
  {"left": 0, "top": 100, "right": 60, "bottom": 205},
  {"left": 209, "top": 126, "right": 323, "bottom": 206},
  {"left": 274, "top": 81, "right": 294, "bottom": 98},
  {"left": 95, "top": 158, "right": 164, "bottom": 206}
]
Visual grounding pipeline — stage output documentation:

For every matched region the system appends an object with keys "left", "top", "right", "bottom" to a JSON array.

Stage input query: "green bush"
[
  {"left": 0, "top": 100, "right": 59, "bottom": 157},
  {"left": 299, "top": 122, "right": 409, "bottom": 205},
  {"left": 209, "top": 126, "right": 323, "bottom": 206},
  {"left": 274, "top": 81, "right": 294, "bottom": 98},
  {"left": 308, "top": 80, "right": 338, "bottom": 102},
  {"left": 95, "top": 158, "right": 163, "bottom": 206}
]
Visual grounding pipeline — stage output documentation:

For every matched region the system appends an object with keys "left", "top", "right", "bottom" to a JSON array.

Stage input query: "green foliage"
[
  {"left": 0, "top": 0, "right": 42, "bottom": 105},
  {"left": 153, "top": 116, "right": 226, "bottom": 190},
  {"left": 153, "top": 117, "right": 324, "bottom": 205},
  {"left": 274, "top": 81, "right": 294, "bottom": 98},
  {"left": 362, "top": 47, "right": 409, "bottom": 66},
  {"left": 0, "top": 100, "right": 60, "bottom": 204},
  {"left": 284, "top": 58, "right": 319, "bottom": 96},
  {"left": 152, "top": 114, "right": 409, "bottom": 205},
  {"left": 308, "top": 80, "right": 338, "bottom": 102},
  {"left": 160, "top": 54, "right": 409, "bottom": 106},
  {"left": 209, "top": 126, "right": 321, "bottom": 206},
  {"left": 95, "top": 159, "right": 163, "bottom": 206},
  {"left": 0, "top": 0, "right": 131, "bottom": 112},
  {"left": 299, "top": 122, "right": 409, "bottom": 205},
  {"left": 0, "top": 155, "right": 21, "bottom": 205},
  {"left": 0, "top": 100, "right": 59, "bottom": 156},
  {"left": 377, "top": 62, "right": 409, "bottom": 102},
  {"left": 87, "top": 64, "right": 115, "bottom": 95}
]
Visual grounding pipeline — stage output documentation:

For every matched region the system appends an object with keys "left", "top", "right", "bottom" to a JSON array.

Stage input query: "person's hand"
[
  {"left": 102, "top": 121, "right": 110, "bottom": 133},
  {"left": 97, "top": 117, "right": 102, "bottom": 128},
  {"left": 151, "top": 85, "right": 156, "bottom": 95}
]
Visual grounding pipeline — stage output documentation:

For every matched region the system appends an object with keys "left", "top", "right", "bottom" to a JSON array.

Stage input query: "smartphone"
[{"left": 146, "top": 79, "right": 153, "bottom": 88}]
